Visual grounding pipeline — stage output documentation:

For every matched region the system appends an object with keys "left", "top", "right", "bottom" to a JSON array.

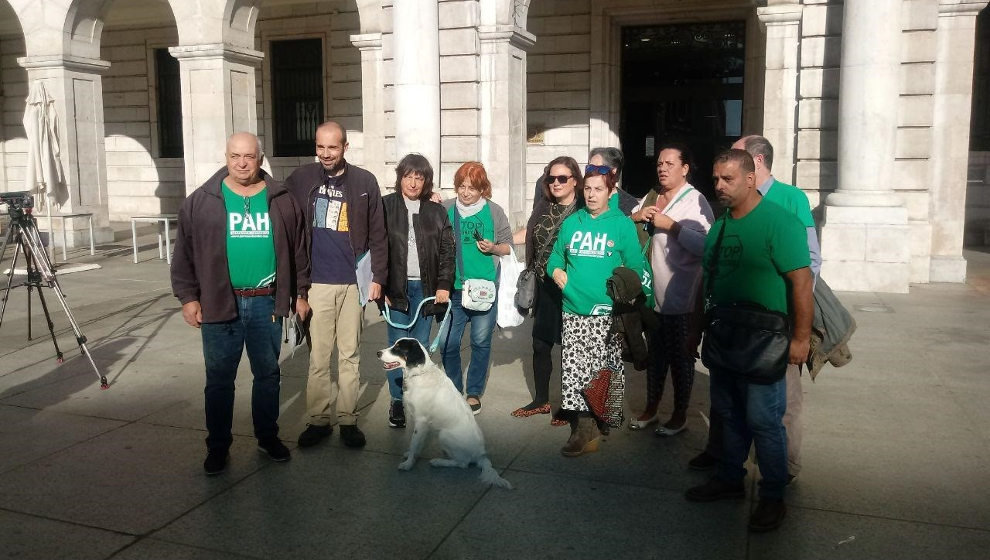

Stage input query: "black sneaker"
[
  {"left": 688, "top": 451, "right": 718, "bottom": 471},
  {"left": 340, "top": 424, "right": 366, "bottom": 448},
  {"left": 467, "top": 395, "right": 482, "bottom": 415},
  {"left": 749, "top": 499, "right": 786, "bottom": 532},
  {"left": 203, "top": 450, "right": 228, "bottom": 476},
  {"left": 388, "top": 400, "right": 406, "bottom": 428},
  {"left": 297, "top": 424, "right": 332, "bottom": 448},
  {"left": 685, "top": 478, "right": 746, "bottom": 502},
  {"left": 258, "top": 438, "right": 291, "bottom": 462}
]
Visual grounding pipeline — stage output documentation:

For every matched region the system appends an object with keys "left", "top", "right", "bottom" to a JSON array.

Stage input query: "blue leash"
[{"left": 380, "top": 296, "right": 451, "bottom": 353}]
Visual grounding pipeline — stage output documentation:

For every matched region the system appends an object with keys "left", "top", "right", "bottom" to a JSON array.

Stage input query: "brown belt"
[{"left": 233, "top": 286, "right": 274, "bottom": 297}]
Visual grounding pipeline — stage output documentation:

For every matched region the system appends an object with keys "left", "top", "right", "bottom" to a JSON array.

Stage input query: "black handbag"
[
  {"left": 700, "top": 218, "right": 791, "bottom": 384},
  {"left": 515, "top": 267, "right": 538, "bottom": 309}
]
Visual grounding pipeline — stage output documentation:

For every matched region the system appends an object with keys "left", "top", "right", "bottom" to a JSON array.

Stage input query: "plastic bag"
[{"left": 497, "top": 252, "right": 525, "bottom": 328}]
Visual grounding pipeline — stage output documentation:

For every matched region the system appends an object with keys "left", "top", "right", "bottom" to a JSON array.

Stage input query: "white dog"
[{"left": 378, "top": 338, "right": 512, "bottom": 489}]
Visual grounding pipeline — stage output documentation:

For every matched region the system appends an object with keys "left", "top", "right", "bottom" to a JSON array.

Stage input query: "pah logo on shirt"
[
  {"left": 568, "top": 230, "right": 609, "bottom": 258},
  {"left": 229, "top": 212, "right": 271, "bottom": 239}
]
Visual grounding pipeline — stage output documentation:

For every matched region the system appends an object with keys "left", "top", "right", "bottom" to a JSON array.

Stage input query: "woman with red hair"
[{"left": 440, "top": 162, "right": 513, "bottom": 414}]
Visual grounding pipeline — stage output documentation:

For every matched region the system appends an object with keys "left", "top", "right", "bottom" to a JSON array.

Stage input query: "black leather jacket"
[{"left": 382, "top": 192, "right": 455, "bottom": 316}]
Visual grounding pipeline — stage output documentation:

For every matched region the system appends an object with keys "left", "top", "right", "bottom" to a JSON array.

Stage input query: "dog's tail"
[{"left": 477, "top": 456, "right": 513, "bottom": 490}]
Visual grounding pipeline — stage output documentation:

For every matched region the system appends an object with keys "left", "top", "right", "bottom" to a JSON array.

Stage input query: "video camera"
[
  {"left": 0, "top": 191, "right": 35, "bottom": 219},
  {"left": 0, "top": 191, "right": 35, "bottom": 210}
]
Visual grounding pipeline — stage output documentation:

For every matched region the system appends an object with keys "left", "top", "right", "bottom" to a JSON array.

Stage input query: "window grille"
[
  {"left": 155, "top": 49, "right": 183, "bottom": 158},
  {"left": 271, "top": 38, "right": 324, "bottom": 157}
]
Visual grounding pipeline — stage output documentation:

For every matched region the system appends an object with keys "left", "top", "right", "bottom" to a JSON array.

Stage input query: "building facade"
[{"left": 0, "top": 0, "right": 986, "bottom": 293}]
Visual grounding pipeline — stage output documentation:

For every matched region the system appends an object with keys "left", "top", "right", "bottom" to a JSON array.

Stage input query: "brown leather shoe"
[
  {"left": 748, "top": 499, "right": 786, "bottom": 532},
  {"left": 560, "top": 415, "right": 600, "bottom": 457}
]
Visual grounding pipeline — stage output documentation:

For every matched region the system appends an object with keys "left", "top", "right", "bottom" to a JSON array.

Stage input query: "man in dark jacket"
[
  {"left": 284, "top": 121, "right": 388, "bottom": 449},
  {"left": 171, "top": 132, "right": 311, "bottom": 476}
]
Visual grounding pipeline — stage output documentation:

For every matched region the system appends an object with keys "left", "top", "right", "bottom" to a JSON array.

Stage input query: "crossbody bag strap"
[
  {"left": 704, "top": 216, "right": 728, "bottom": 305},
  {"left": 452, "top": 206, "right": 465, "bottom": 280}
]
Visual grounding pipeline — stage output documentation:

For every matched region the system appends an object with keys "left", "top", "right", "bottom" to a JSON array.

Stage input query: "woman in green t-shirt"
[{"left": 440, "top": 162, "right": 513, "bottom": 414}]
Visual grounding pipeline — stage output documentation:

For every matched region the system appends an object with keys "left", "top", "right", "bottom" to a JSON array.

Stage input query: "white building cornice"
[
  {"left": 349, "top": 33, "right": 383, "bottom": 51},
  {"left": 478, "top": 25, "right": 536, "bottom": 51},
  {"left": 757, "top": 4, "right": 803, "bottom": 25},
  {"left": 168, "top": 44, "right": 264, "bottom": 65},
  {"left": 17, "top": 55, "right": 111, "bottom": 74},
  {"left": 937, "top": 0, "right": 989, "bottom": 16}
]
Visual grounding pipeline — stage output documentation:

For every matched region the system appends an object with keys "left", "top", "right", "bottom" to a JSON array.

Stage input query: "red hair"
[{"left": 453, "top": 161, "right": 493, "bottom": 199}]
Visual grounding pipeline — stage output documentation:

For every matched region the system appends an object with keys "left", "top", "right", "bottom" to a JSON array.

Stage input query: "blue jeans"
[
  {"left": 440, "top": 289, "right": 496, "bottom": 396},
  {"left": 710, "top": 367, "right": 788, "bottom": 500},
  {"left": 385, "top": 280, "right": 434, "bottom": 400},
  {"left": 201, "top": 295, "right": 283, "bottom": 451}
]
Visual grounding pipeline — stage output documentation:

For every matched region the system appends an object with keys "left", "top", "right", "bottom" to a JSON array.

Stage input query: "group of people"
[{"left": 170, "top": 119, "right": 816, "bottom": 533}]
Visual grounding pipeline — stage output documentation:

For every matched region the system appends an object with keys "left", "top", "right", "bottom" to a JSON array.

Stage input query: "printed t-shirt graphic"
[
  {"left": 222, "top": 182, "right": 276, "bottom": 289},
  {"left": 311, "top": 174, "right": 358, "bottom": 284}
]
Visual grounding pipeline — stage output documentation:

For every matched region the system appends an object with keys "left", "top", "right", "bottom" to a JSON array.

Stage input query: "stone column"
[
  {"left": 820, "top": 0, "right": 910, "bottom": 293},
  {"left": 757, "top": 2, "right": 802, "bottom": 184},
  {"left": 18, "top": 55, "right": 114, "bottom": 245},
  {"left": 929, "top": 0, "right": 989, "bottom": 282},
  {"left": 169, "top": 44, "right": 263, "bottom": 194},
  {"left": 350, "top": 33, "right": 386, "bottom": 187},
  {"left": 392, "top": 0, "right": 441, "bottom": 170},
  {"left": 479, "top": 25, "right": 535, "bottom": 227}
]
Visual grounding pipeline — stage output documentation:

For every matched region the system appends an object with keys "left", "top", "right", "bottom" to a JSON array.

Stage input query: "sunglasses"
[
  {"left": 585, "top": 164, "right": 612, "bottom": 175},
  {"left": 544, "top": 174, "right": 573, "bottom": 185}
]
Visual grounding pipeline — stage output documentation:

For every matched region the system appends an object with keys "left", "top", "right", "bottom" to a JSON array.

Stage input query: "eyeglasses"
[
  {"left": 544, "top": 175, "right": 573, "bottom": 185},
  {"left": 243, "top": 196, "right": 251, "bottom": 218},
  {"left": 585, "top": 164, "right": 612, "bottom": 175}
]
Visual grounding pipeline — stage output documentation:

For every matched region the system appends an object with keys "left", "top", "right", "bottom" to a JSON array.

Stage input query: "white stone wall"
[
  {"left": 526, "top": 0, "right": 591, "bottom": 205},
  {"left": 0, "top": 35, "right": 27, "bottom": 194},
  {"left": 256, "top": 1, "right": 364, "bottom": 181},
  {"left": 100, "top": 25, "right": 184, "bottom": 221}
]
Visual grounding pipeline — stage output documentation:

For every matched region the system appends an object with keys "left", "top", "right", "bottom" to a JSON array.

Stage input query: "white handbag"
[{"left": 461, "top": 278, "right": 497, "bottom": 312}]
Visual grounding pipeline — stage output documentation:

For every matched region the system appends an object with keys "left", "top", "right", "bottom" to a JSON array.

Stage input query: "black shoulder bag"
[{"left": 700, "top": 217, "right": 792, "bottom": 384}]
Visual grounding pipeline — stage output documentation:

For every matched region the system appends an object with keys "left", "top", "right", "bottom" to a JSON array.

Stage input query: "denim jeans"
[
  {"left": 385, "top": 280, "right": 434, "bottom": 400},
  {"left": 709, "top": 367, "right": 788, "bottom": 500},
  {"left": 201, "top": 295, "right": 282, "bottom": 451},
  {"left": 440, "top": 289, "right": 496, "bottom": 396}
]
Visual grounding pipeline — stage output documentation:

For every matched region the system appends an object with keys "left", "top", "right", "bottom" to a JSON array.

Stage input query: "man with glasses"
[
  {"left": 171, "top": 132, "right": 311, "bottom": 475},
  {"left": 284, "top": 121, "right": 388, "bottom": 450}
]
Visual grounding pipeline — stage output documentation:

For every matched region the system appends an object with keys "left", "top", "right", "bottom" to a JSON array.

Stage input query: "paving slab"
[{"left": 0, "top": 510, "right": 133, "bottom": 560}]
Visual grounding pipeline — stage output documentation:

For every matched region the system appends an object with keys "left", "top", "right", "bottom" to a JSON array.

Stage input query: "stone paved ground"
[{"left": 1, "top": 228, "right": 988, "bottom": 559}]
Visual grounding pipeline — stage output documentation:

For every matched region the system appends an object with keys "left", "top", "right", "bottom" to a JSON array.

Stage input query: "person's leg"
[
  {"left": 441, "top": 291, "right": 469, "bottom": 393},
  {"left": 531, "top": 336, "right": 553, "bottom": 405},
  {"left": 334, "top": 284, "right": 364, "bottom": 426},
  {"left": 782, "top": 363, "right": 803, "bottom": 477},
  {"left": 201, "top": 316, "right": 245, "bottom": 452},
  {"left": 661, "top": 313, "right": 695, "bottom": 430},
  {"left": 748, "top": 377, "right": 789, "bottom": 501},
  {"left": 304, "top": 284, "right": 338, "bottom": 427},
  {"left": 406, "top": 281, "right": 434, "bottom": 349},
  {"left": 559, "top": 313, "right": 592, "bottom": 414},
  {"left": 635, "top": 313, "right": 667, "bottom": 425},
  {"left": 711, "top": 371, "right": 751, "bottom": 485},
  {"left": 464, "top": 300, "right": 497, "bottom": 397},
  {"left": 385, "top": 287, "right": 417, "bottom": 401},
  {"left": 242, "top": 295, "right": 283, "bottom": 443}
]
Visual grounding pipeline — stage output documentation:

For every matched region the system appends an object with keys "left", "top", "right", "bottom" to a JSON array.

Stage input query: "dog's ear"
[{"left": 397, "top": 338, "right": 427, "bottom": 369}]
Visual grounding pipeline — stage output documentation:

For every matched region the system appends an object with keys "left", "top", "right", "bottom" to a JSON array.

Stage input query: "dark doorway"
[{"left": 619, "top": 22, "right": 746, "bottom": 200}]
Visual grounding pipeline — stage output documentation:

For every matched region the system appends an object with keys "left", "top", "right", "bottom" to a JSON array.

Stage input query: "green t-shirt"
[
  {"left": 703, "top": 198, "right": 810, "bottom": 314},
  {"left": 222, "top": 182, "right": 276, "bottom": 289},
  {"left": 449, "top": 203, "right": 497, "bottom": 289},
  {"left": 763, "top": 179, "right": 815, "bottom": 228}
]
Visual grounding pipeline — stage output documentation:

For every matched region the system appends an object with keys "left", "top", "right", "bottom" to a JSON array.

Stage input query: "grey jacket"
[{"left": 807, "top": 276, "right": 856, "bottom": 380}]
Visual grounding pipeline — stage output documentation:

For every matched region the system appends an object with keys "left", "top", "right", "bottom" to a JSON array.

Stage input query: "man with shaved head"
[
  {"left": 284, "top": 121, "right": 388, "bottom": 449},
  {"left": 172, "top": 132, "right": 311, "bottom": 475}
]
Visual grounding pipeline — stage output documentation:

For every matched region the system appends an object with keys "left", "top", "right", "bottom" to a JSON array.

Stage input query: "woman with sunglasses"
[
  {"left": 511, "top": 156, "right": 583, "bottom": 421},
  {"left": 440, "top": 162, "right": 513, "bottom": 414},
  {"left": 547, "top": 166, "right": 651, "bottom": 456},
  {"left": 381, "top": 154, "right": 456, "bottom": 428}
]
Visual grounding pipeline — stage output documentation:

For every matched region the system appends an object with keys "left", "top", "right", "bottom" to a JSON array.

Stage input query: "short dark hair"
[
  {"left": 394, "top": 153, "right": 435, "bottom": 200},
  {"left": 584, "top": 166, "right": 617, "bottom": 192},
  {"left": 657, "top": 141, "right": 695, "bottom": 180},
  {"left": 589, "top": 147, "right": 624, "bottom": 180},
  {"left": 541, "top": 156, "right": 584, "bottom": 202},
  {"left": 740, "top": 135, "right": 774, "bottom": 171},
  {"left": 714, "top": 148, "right": 756, "bottom": 174}
]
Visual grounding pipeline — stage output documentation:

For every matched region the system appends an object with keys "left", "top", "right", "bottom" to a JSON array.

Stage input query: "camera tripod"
[{"left": 0, "top": 205, "right": 107, "bottom": 389}]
